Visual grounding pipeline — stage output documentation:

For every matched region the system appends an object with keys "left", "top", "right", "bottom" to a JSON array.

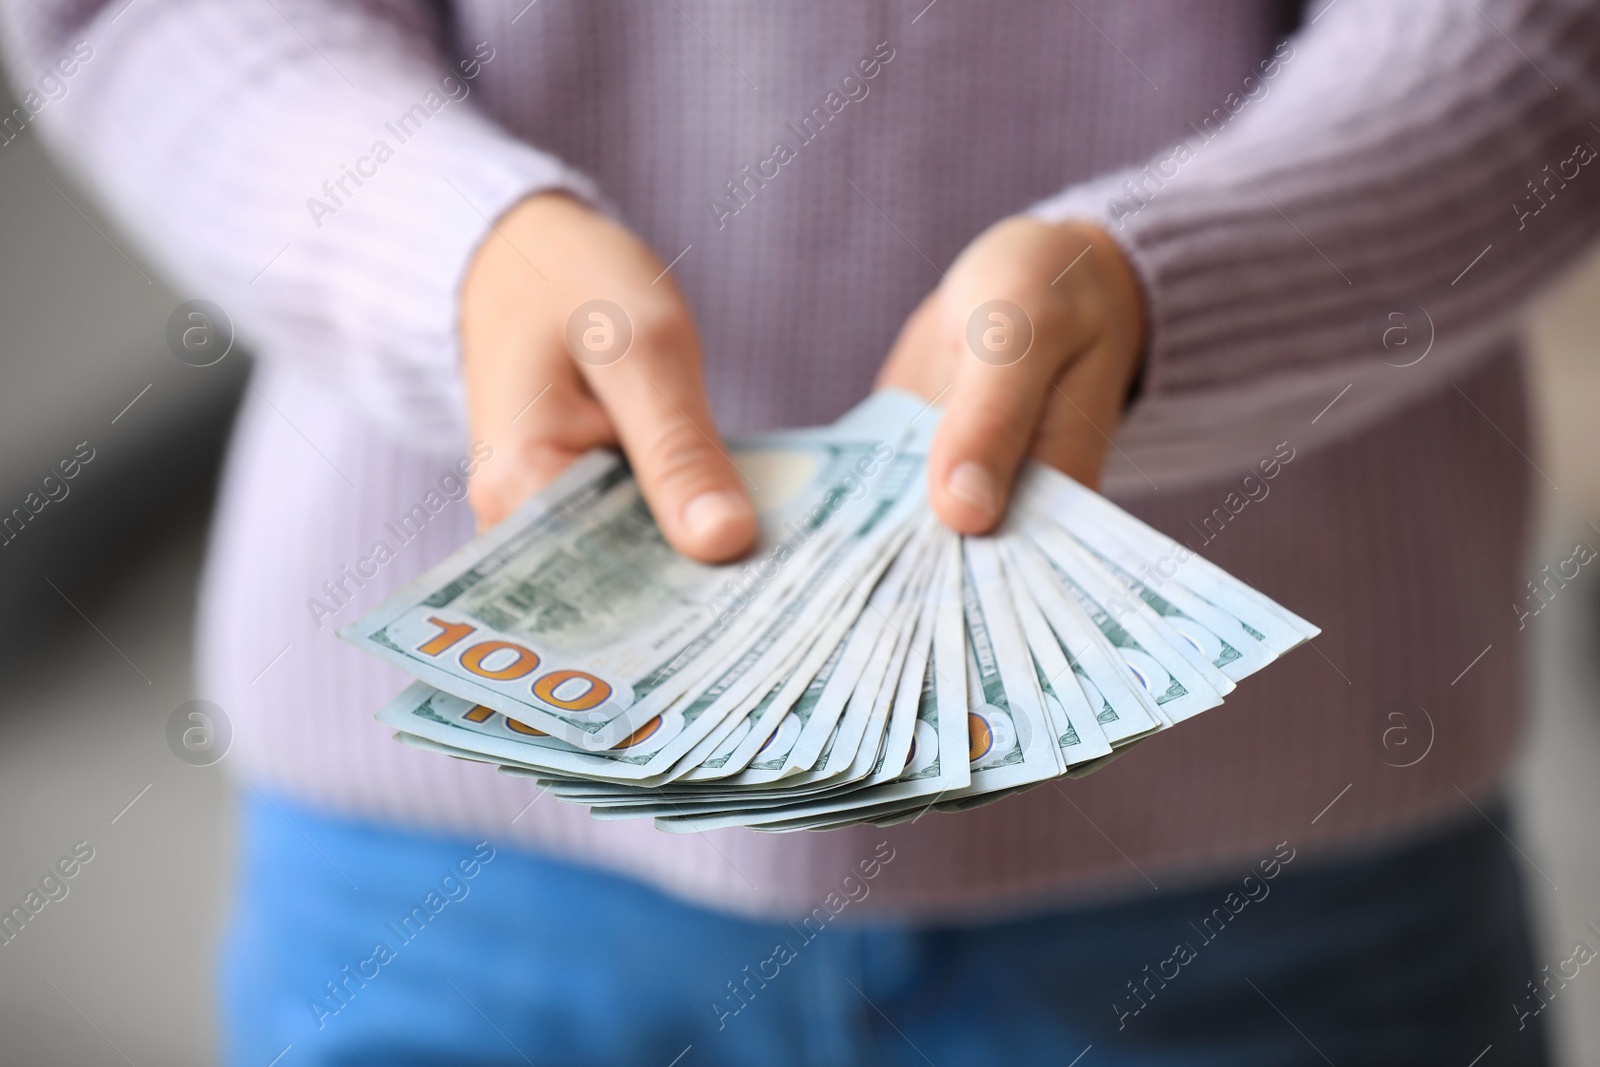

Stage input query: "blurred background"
[{"left": 2, "top": 62, "right": 1598, "bottom": 1067}]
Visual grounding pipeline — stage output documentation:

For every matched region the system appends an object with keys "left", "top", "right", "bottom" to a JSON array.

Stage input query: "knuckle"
[
  {"left": 638, "top": 418, "right": 722, "bottom": 492},
  {"left": 467, "top": 478, "right": 512, "bottom": 523},
  {"left": 514, "top": 439, "right": 572, "bottom": 483},
  {"left": 627, "top": 297, "right": 695, "bottom": 355},
  {"left": 950, "top": 391, "right": 1036, "bottom": 458}
]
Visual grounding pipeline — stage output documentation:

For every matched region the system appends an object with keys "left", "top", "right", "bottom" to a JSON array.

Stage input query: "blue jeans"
[{"left": 223, "top": 792, "right": 1547, "bottom": 1066}]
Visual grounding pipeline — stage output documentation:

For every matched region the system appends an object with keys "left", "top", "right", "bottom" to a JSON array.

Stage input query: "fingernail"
[
  {"left": 682, "top": 489, "right": 754, "bottom": 541},
  {"left": 946, "top": 462, "right": 999, "bottom": 519}
]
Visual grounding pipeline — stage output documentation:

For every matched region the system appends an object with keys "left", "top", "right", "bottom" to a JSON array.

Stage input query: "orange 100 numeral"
[
  {"left": 460, "top": 705, "right": 549, "bottom": 736},
  {"left": 459, "top": 640, "right": 540, "bottom": 680},
  {"left": 532, "top": 669, "right": 611, "bottom": 712},
  {"left": 416, "top": 617, "right": 612, "bottom": 713},
  {"left": 415, "top": 618, "right": 476, "bottom": 655}
]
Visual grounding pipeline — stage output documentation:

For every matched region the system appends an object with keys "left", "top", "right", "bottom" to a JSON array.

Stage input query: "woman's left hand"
[{"left": 877, "top": 216, "right": 1147, "bottom": 533}]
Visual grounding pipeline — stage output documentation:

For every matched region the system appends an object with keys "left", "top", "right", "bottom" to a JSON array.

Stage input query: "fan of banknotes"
[{"left": 340, "top": 390, "right": 1317, "bottom": 832}]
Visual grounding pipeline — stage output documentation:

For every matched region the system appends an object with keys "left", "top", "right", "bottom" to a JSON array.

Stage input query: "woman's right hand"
[{"left": 459, "top": 192, "right": 757, "bottom": 562}]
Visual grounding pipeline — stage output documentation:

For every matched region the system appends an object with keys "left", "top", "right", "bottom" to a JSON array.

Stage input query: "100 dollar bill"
[{"left": 342, "top": 434, "right": 911, "bottom": 748}]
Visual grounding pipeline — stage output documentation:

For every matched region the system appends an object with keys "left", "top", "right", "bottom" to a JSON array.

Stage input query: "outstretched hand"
[
  {"left": 459, "top": 193, "right": 757, "bottom": 562},
  {"left": 460, "top": 199, "right": 1142, "bottom": 564},
  {"left": 877, "top": 216, "right": 1147, "bottom": 532}
]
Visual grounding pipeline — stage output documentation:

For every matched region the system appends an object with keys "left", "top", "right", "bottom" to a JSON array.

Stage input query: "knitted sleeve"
[
  {"left": 1033, "top": 0, "right": 1600, "bottom": 483},
  {"left": 0, "top": 0, "right": 599, "bottom": 453}
]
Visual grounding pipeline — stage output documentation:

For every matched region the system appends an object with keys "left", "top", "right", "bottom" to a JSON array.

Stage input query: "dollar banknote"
[
  {"left": 349, "top": 390, "right": 1318, "bottom": 830},
  {"left": 344, "top": 423, "right": 927, "bottom": 750}
]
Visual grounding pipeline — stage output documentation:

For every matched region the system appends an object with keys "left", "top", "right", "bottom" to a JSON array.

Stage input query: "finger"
[
  {"left": 927, "top": 283, "right": 1089, "bottom": 534},
  {"left": 876, "top": 293, "right": 951, "bottom": 399},
  {"left": 465, "top": 356, "right": 617, "bottom": 529},
  {"left": 572, "top": 290, "right": 757, "bottom": 562},
  {"left": 1028, "top": 344, "right": 1129, "bottom": 491}
]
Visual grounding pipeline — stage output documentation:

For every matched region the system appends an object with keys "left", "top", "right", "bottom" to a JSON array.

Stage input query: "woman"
[{"left": 4, "top": 0, "right": 1595, "bottom": 1063}]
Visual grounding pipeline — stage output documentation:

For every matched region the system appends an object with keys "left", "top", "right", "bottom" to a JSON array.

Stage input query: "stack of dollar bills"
[{"left": 341, "top": 390, "right": 1317, "bottom": 832}]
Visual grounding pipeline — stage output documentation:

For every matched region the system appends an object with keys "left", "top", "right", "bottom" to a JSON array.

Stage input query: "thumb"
[
  {"left": 574, "top": 299, "right": 757, "bottom": 562},
  {"left": 928, "top": 271, "right": 1085, "bottom": 534},
  {"left": 928, "top": 327, "right": 1060, "bottom": 534}
]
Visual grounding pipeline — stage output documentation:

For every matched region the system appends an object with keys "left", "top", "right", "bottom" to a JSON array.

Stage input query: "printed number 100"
[{"left": 415, "top": 617, "right": 612, "bottom": 712}]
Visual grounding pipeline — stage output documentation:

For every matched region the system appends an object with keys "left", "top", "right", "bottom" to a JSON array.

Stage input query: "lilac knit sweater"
[{"left": 5, "top": 0, "right": 1599, "bottom": 917}]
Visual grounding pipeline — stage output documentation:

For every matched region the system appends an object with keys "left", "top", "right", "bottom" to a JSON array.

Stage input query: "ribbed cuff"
[{"left": 1028, "top": 0, "right": 1600, "bottom": 415}]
